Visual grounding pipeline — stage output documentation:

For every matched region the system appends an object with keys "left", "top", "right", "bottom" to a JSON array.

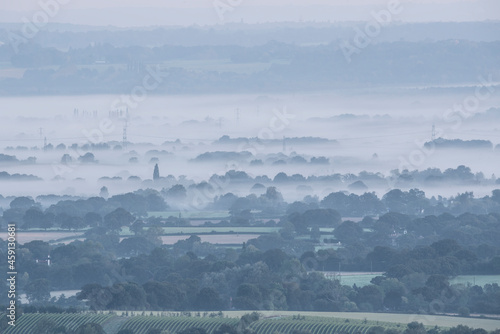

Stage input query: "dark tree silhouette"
[{"left": 153, "top": 163, "right": 160, "bottom": 180}]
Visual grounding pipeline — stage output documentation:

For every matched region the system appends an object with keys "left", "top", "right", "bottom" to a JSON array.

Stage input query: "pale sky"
[
  {"left": 0, "top": 0, "right": 488, "bottom": 10},
  {"left": 0, "top": 0, "right": 498, "bottom": 26}
]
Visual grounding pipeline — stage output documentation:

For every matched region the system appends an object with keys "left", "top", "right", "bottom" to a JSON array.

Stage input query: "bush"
[{"left": 458, "top": 306, "right": 470, "bottom": 317}]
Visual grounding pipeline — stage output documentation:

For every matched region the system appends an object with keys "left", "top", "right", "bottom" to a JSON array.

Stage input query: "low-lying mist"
[{"left": 1, "top": 89, "right": 500, "bottom": 203}]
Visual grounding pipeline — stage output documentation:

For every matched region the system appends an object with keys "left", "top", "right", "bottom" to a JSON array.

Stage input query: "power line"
[{"left": 123, "top": 120, "right": 128, "bottom": 148}]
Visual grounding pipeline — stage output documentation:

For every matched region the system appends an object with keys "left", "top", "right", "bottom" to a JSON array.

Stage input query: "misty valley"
[{"left": 0, "top": 18, "right": 500, "bottom": 334}]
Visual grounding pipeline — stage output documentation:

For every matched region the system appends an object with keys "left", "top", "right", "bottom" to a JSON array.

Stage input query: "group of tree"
[
  {"left": 0, "top": 190, "right": 167, "bottom": 230},
  {"left": 1, "top": 36, "right": 498, "bottom": 94},
  {"left": 2, "top": 164, "right": 498, "bottom": 219},
  {"left": 2, "top": 231, "right": 498, "bottom": 315}
]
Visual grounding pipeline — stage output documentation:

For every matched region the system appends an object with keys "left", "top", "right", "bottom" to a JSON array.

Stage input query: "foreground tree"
[{"left": 25, "top": 278, "right": 51, "bottom": 304}]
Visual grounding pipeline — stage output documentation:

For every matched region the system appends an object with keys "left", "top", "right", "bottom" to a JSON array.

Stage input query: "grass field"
[
  {"left": 102, "top": 312, "right": 402, "bottom": 334},
  {"left": 450, "top": 275, "right": 500, "bottom": 287},
  {"left": 222, "top": 311, "right": 500, "bottom": 331},
  {"left": 105, "top": 311, "right": 500, "bottom": 332},
  {"left": 314, "top": 244, "right": 343, "bottom": 252},
  {"left": 324, "top": 272, "right": 383, "bottom": 287},
  {"left": 1, "top": 313, "right": 114, "bottom": 334}
]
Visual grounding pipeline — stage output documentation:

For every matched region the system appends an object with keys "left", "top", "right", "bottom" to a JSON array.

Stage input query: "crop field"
[
  {"left": 1, "top": 312, "right": 114, "bottom": 334},
  {"left": 0, "top": 312, "right": 400, "bottom": 334},
  {"left": 247, "top": 316, "right": 400, "bottom": 334},
  {"left": 2, "top": 311, "right": 499, "bottom": 334},
  {"left": 323, "top": 272, "right": 384, "bottom": 287},
  {"left": 223, "top": 312, "right": 500, "bottom": 331},
  {"left": 119, "top": 315, "right": 239, "bottom": 334}
]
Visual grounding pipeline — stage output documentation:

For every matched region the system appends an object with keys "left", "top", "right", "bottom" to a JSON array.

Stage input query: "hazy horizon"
[{"left": 0, "top": 0, "right": 499, "bottom": 27}]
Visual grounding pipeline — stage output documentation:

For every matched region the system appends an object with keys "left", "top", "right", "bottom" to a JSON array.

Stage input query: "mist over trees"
[
  {"left": 0, "top": 13, "right": 500, "bottom": 334},
  {"left": 1, "top": 181, "right": 500, "bottom": 314}
]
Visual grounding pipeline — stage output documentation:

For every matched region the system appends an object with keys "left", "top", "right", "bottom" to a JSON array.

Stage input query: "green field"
[
  {"left": 314, "top": 244, "right": 343, "bottom": 252},
  {"left": 0, "top": 312, "right": 400, "bottom": 334},
  {"left": 223, "top": 311, "right": 500, "bottom": 331},
  {"left": 119, "top": 315, "right": 239, "bottom": 334},
  {"left": 1, "top": 312, "right": 114, "bottom": 334},
  {"left": 3, "top": 311, "right": 499, "bottom": 334},
  {"left": 327, "top": 274, "right": 381, "bottom": 287}
]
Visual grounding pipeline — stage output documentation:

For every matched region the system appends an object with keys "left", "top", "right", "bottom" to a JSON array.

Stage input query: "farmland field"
[
  {"left": 118, "top": 315, "right": 239, "bottom": 334},
  {"left": 223, "top": 311, "right": 500, "bottom": 331},
  {"left": 3, "top": 225, "right": 278, "bottom": 246},
  {"left": 3, "top": 311, "right": 498, "bottom": 334},
  {"left": 1, "top": 312, "right": 114, "bottom": 334}
]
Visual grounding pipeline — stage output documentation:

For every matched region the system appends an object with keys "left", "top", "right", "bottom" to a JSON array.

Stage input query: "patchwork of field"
[
  {"left": 0, "top": 312, "right": 404, "bottom": 334},
  {"left": 222, "top": 311, "right": 500, "bottom": 331},
  {"left": 9, "top": 225, "right": 278, "bottom": 245},
  {"left": 6, "top": 311, "right": 495, "bottom": 334}
]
